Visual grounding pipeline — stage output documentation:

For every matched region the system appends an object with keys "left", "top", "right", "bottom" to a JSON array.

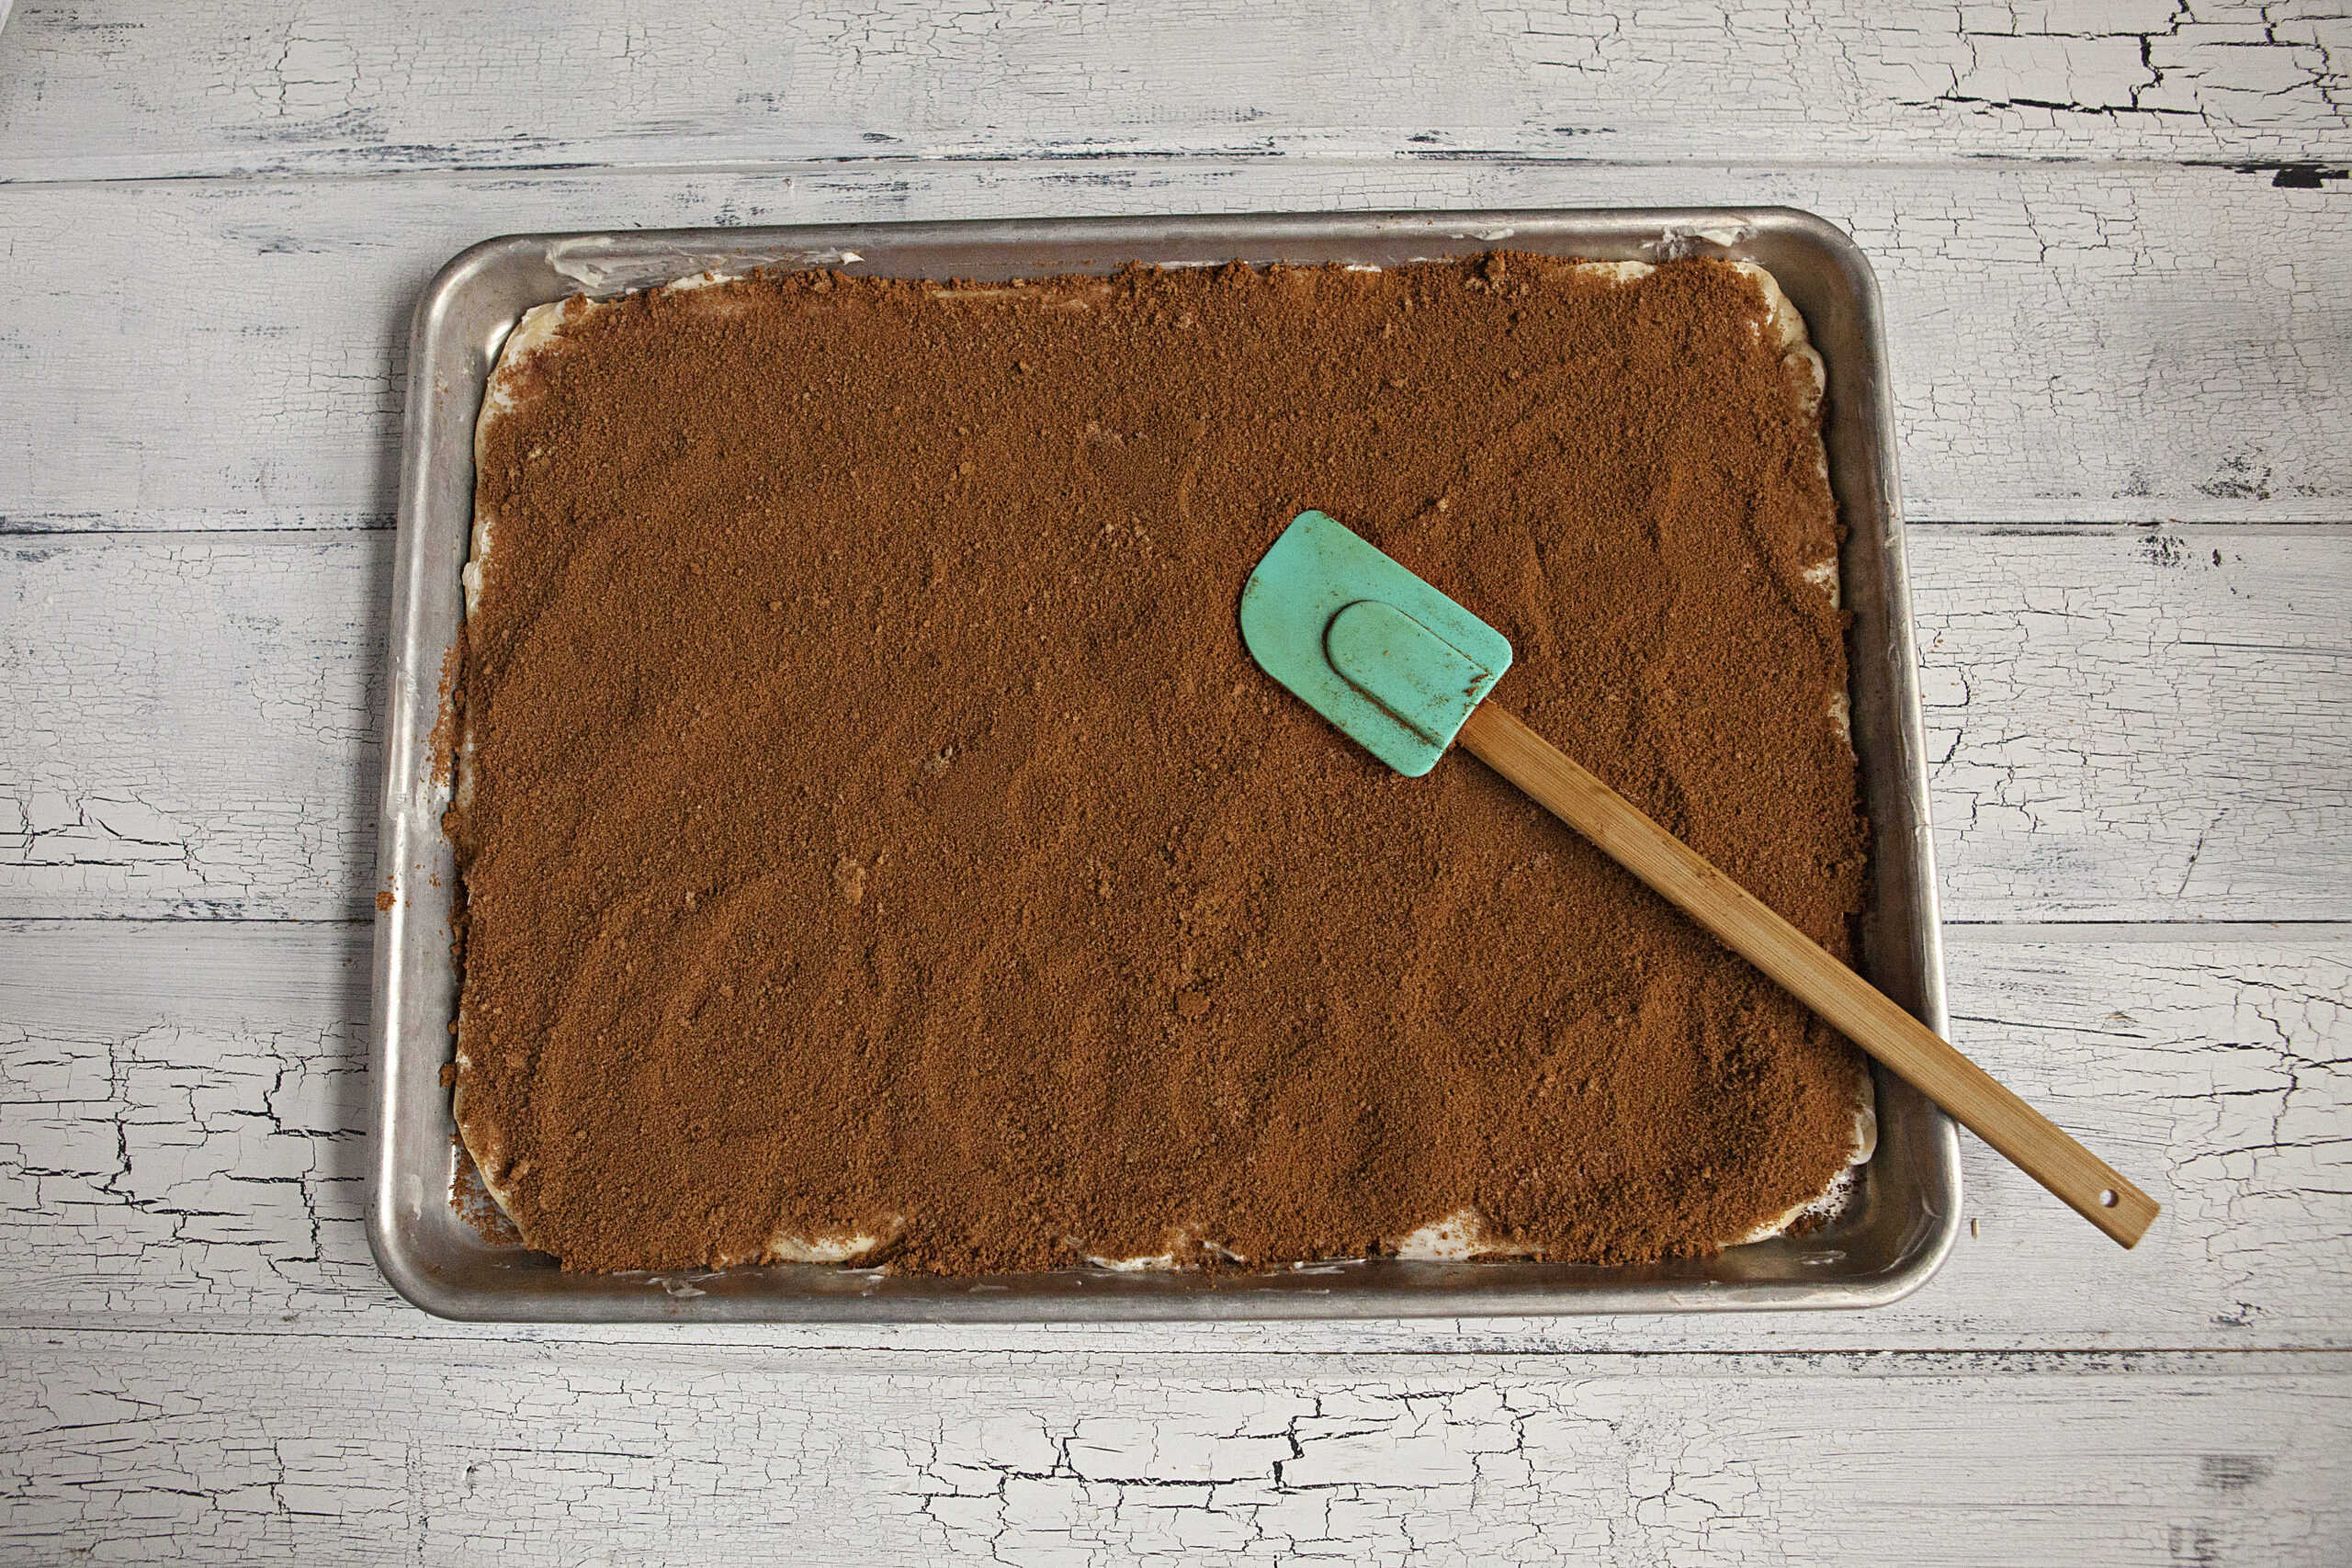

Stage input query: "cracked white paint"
[
  {"left": 0, "top": 923, "right": 379, "bottom": 1317},
  {"left": 0, "top": 0, "right": 2345, "bottom": 179},
  {"left": 3, "top": 1339, "right": 2348, "bottom": 1562},
  {"left": 1915, "top": 525, "right": 2352, "bottom": 920},
  {"left": 0, "top": 536, "right": 381, "bottom": 919}
]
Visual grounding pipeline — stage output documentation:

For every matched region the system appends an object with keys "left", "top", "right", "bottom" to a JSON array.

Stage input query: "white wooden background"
[{"left": 3, "top": 4, "right": 2349, "bottom": 1562}]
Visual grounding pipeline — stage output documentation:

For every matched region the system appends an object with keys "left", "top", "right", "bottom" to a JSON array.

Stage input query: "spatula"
[{"left": 1241, "top": 510, "right": 2157, "bottom": 1247}]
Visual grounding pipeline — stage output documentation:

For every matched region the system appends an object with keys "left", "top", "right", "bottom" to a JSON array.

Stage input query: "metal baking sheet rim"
[{"left": 369, "top": 208, "right": 1962, "bottom": 1322}]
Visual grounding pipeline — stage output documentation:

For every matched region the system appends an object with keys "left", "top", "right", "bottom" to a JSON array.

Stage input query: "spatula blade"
[{"left": 1239, "top": 511, "right": 1513, "bottom": 776}]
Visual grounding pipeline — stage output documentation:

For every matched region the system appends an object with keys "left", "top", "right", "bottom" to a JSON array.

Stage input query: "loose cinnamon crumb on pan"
[{"left": 426, "top": 633, "right": 465, "bottom": 790}]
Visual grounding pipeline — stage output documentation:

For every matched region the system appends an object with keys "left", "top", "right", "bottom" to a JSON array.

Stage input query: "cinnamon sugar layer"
[{"left": 451, "top": 254, "right": 1871, "bottom": 1275}]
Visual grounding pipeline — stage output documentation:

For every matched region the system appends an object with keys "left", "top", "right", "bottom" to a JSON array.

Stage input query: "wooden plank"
[
  {"left": 1918, "top": 525, "right": 2352, "bottom": 922},
  {"left": 1, "top": 1, "right": 2346, "bottom": 181},
  {"left": 0, "top": 163, "right": 2347, "bottom": 535},
  {"left": 0, "top": 536, "right": 381, "bottom": 919},
  {"left": 3, "top": 919, "right": 2345, "bottom": 1351},
  {"left": 6, "top": 525, "right": 2345, "bottom": 923},
  {"left": 5, "top": 1332, "right": 2347, "bottom": 1564}
]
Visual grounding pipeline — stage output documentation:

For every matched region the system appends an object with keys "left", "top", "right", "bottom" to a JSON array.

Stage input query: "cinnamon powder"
[{"left": 452, "top": 254, "right": 1870, "bottom": 1274}]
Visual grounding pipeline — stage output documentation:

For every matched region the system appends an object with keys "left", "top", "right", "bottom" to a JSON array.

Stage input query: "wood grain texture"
[
  {"left": 6, "top": 1334, "right": 2347, "bottom": 1564},
  {"left": 0, "top": 163, "right": 2347, "bottom": 534},
  {"left": 3, "top": 919, "right": 2343, "bottom": 1351},
  {"left": 1, "top": 536, "right": 382, "bottom": 919},
  {"left": 1916, "top": 525, "right": 2352, "bottom": 921},
  {"left": 6, "top": 526, "right": 2344, "bottom": 923},
  {"left": 1, "top": 0, "right": 2346, "bottom": 181}
]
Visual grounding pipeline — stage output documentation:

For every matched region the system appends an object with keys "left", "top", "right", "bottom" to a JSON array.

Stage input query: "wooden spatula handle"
[{"left": 1456, "top": 701, "right": 2157, "bottom": 1248}]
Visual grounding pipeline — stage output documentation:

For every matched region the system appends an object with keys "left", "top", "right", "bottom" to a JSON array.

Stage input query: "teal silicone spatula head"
[{"left": 1239, "top": 511, "right": 1513, "bottom": 775}]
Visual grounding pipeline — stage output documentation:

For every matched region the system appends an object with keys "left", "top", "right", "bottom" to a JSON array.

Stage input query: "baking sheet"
[{"left": 370, "top": 209, "right": 1961, "bottom": 1321}]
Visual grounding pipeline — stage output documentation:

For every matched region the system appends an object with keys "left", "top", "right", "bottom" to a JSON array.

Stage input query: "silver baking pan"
[{"left": 371, "top": 209, "right": 1961, "bottom": 1321}]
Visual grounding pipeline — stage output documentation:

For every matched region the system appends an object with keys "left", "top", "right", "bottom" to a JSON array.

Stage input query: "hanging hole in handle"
[{"left": 2098, "top": 1189, "right": 2119, "bottom": 1208}]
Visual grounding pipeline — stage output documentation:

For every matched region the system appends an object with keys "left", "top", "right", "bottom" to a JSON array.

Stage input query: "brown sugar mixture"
[{"left": 450, "top": 253, "right": 1871, "bottom": 1274}]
